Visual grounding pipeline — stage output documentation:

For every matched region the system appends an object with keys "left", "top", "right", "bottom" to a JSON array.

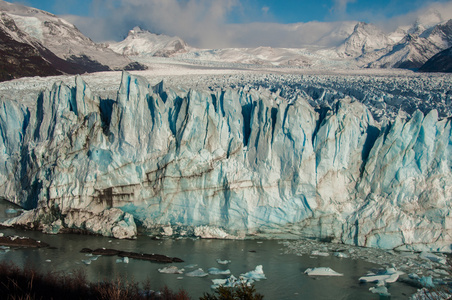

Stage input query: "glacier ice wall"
[{"left": 1, "top": 72, "right": 451, "bottom": 251}]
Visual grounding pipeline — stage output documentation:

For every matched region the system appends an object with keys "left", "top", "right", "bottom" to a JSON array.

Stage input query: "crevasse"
[{"left": 1, "top": 72, "right": 451, "bottom": 252}]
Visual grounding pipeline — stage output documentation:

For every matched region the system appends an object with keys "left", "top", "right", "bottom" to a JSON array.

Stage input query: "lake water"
[{"left": 0, "top": 200, "right": 418, "bottom": 299}]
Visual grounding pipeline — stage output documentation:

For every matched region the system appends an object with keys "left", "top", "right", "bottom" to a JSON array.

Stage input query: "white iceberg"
[
  {"left": 359, "top": 268, "right": 404, "bottom": 283},
  {"left": 211, "top": 275, "right": 249, "bottom": 289},
  {"left": 410, "top": 288, "right": 451, "bottom": 300},
  {"left": 116, "top": 257, "right": 129, "bottom": 264},
  {"left": 419, "top": 252, "right": 447, "bottom": 265},
  {"left": 82, "top": 259, "right": 92, "bottom": 265},
  {"left": 304, "top": 267, "right": 343, "bottom": 276},
  {"left": 333, "top": 252, "right": 349, "bottom": 258},
  {"left": 369, "top": 285, "right": 391, "bottom": 297},
  {"left": 216, "top": 259, "right": 231, "bottom": 265},
  {"left": 158, "top": 266, "right": 184, "bottom": 274},
  {"left": 186, "top": 268, "right": 209, "bottom": 277},
  {"left": 240, "top": 265, "right": 266, "bottom": 282},
  {"left": 208, "top": 267, "right": 231, "bottom": 275},
  {"left": 311, "top": 250, "right": 329, "bottom": 257}
]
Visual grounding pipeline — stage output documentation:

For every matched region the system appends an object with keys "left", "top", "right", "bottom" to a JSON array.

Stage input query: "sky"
[{"left": 9, "top": 0, "right": 452, "bottom": 48}]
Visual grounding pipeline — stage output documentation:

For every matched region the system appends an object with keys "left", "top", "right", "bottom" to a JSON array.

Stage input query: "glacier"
[{"left": 1, "top": 71, "right": 452, "bottom": 251}]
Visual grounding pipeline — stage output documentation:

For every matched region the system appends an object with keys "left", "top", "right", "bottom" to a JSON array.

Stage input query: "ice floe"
[
  {"left": 369, "top": 285, "right": 391, "bottom": 297},
  {"left": 359, "top": 268, "right": 404, "bottom": 283},
  {"left": 186, "top": 268, "right": 209, "bottom": 277},
  {"left": 208, "top": 267, "right": 231, "bottom": 275},
  {"left": 310, "top": 250, "right": 329, "bottom": 257},
  {"left": 216, "top": 259, "right": 231, "bottom": 265},
  {"left": 419, "top": 252, "right": 447, "bottom": 265},
  {"left": 239, "top": 265, "right": 266, "bottom": 282},
  {"left": 410, "top": 288, "right": 451, "bottom": 300},
  {"left": 333, "top": 252, "right": 349, "bottom": 258},
  {"left": 304, "top": 267, "right": 343, "bottom": 276},
  {"left": 158, "top": 266, "right": 184, "bottom": 274}
]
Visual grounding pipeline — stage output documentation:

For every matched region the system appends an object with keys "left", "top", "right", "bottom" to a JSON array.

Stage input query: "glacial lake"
[{"left": 0, "top": 200, "right": 418, "bottom": 299}]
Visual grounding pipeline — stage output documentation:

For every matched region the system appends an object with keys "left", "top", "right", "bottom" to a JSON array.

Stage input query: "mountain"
[
  {"left": 108, "top": 27, "right": 189, "bottom": 57},
  {"left": 0, "top": 0, "right": 146, "bottom": 81},
  {"left": 365, "top": 19, "right": 452, "bottom": 69},
  {"left": 0, "top": 12, "right": 61, "bottom": 80},
  {"left": 335, "top": 22, "right": 394, "bottom": 58},
  {"left": 419, "top": 46, "right": 452, "bottom": 72}
]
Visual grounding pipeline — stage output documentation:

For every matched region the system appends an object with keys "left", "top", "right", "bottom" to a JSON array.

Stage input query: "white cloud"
[
  {"left": 375, "top": 1, "right": 452, "bottom": 32},
  {"left": 330, "top": 0, "right": 356, "bottom": 16},
  {"left": 63, "top": 0, "right": 452, "bottom": 49}
]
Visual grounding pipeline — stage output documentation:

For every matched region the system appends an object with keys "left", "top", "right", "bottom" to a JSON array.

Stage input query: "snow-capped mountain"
[
  {"left": 335, "top": 22, "right": 394, "bottom": 58},
  {"left": 0, "top": 0, "right": 146, "bottom": 76},
  {"left": 108, "top": 27, "right": 189, "bottom": 57},
  {"left": 364, "top": 19, "right": 452, "bottom": 69},
  {"left": 0, "top": 12, "right": 62, "bottom": 80}
]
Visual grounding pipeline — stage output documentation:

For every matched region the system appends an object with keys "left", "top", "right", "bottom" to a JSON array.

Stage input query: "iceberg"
[
  {"left": 359, "top": 268, "right": 404, "bottom": 284},
  {"left": 158, "top": 266, "right": 184, "bottom": 274},
  {"left": 419, "top": 252, "right": 447, "bottom": 265},
  {"left": 304, "top": 267, "right": 343, "bottom": 276},
  {"left": 211, "top": 275, "right": 248, "bottom": 289},
  {"left": 186, "top": 268, "right": 209, "bottom": 277},
  {"left": 216, "top": 259, "right": 231, "bottom": 265},
  {"left": 208, "top": 267, "right": 231, "bottom": 275},
  {"left": 0, "top": 71, "right": 452, "bottom": 252},
  {"left": 240, "top": 265, "right": 266, "bottom": 282}
]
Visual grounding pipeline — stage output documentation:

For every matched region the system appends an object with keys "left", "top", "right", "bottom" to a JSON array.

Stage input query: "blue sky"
[
  {"left": 13, "top": 0, "right": 450, "bottom": 23},
  {"left": 9, "top": 0, "right": 452, "bottom": 48}
]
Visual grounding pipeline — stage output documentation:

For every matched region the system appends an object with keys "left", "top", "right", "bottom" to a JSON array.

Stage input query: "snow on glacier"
[{"left": 0, "top": 69, "right": 452, "bottom": 252}]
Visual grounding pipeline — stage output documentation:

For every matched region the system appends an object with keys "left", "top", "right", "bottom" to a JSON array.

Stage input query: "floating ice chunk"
[
  {"left": 5, "top": 208, "right": 18, "bottom": 214},
  {"left": 434, "top": 269, "right": 449, "bottom": 276},
  {"left": 185, "top": 264, "right": 198, "bottom": 268},
  {"left": 420, "top": 276, "right": 434, "bottom": 288},
  {"left": 0, "top": 233, "right": 3, "bottom": 237},
  {"left": 158, "top": 266, "right": 184, "bottom": 274},
  {"left": 304, "top": 267, "right": 343, "bottom": 276},
  {"left": 410, "top": 288, "right": 451, "bottom": 300},
  {"left": 216, "top": 259, "right": 231, "bottom": 265},
  {"left": 90, "top": 255, "right": 101, "bottom": 261},
  {"left": 208, "top": 267, "right": 231, "bottom": 275},
  {"left": 45, "top": 259, "right": 51, "bottom": 262},
  {"left": 186, "top": 268, "right": 208, "bottom": 277},
  {"left": 211, "top": 275, "right": 248, "bottom": 289},
  {"left": 419, "top": 252, "right": 447, "bottom": 265},
  {"left": 369, "top": 285, "right": 391, "bottom": 297},
  {"left": 359, "top": 268, "right": 403, "bottom": 283},
  {"left": 82, "top": 259, "right": 92, "bottom": 265},
  {"left": 333, "top": 252, "right": 349, "bottom": 258},
  {"left": 240, "top": 265, "right": 266, "bottom": 282},
  {"left": 116, "top": 257, "right": 129, "bottom": 264},
  {"left": 311, "top": 250, "right": 329, "bottom": 257}
]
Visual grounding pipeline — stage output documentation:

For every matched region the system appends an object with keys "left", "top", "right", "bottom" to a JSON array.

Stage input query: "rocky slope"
[
  {"left": 419, "top": 46, "right": 452, "bottom": 72},
  {"left": 0, "top": 0, "right": 146, "bottom": 81}
]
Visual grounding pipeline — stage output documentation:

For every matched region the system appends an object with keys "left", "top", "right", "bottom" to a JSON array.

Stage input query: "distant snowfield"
[
  {"left": 0, "top": 57, "right": 431, "bottom": 95},
  {"left": 1, "top": 58, "right": 450, "bottom": 122}
]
